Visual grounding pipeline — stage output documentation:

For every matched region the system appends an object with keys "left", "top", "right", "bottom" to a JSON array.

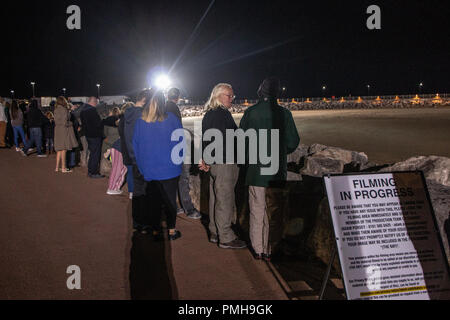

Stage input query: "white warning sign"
[{"left": 324, "top": 171, "right": 450, "bottom": 300}]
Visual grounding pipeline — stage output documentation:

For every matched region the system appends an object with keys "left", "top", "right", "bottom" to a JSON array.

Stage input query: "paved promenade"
[{"left": 0, "top": 148, "right": 287, "bottom": 300}]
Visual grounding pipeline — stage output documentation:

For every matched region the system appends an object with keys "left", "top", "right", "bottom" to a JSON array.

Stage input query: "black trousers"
[
  {"left": 5, "top": 122, "right": 14, "bottom": 147},
  {"left": 147, "top": 176, "right": 180, "bottom": 231},
  {"left": 132, "top": 165, "right": 150, "bottom": 228},
  {"left": 86, "top": 137, "right": 102, "bottom": 175},
  {"left": 131, "top": 165, "right": 179, "bottom": 231}
]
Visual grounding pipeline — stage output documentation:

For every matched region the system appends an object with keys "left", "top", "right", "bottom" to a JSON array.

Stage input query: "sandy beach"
[{"left": 183, "top": 107, "right": 450, "bottom": 164}]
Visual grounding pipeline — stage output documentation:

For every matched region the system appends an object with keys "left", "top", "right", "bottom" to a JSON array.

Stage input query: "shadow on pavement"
[{"left": 129, "top": 232, "right": 178, "bottom": 300}]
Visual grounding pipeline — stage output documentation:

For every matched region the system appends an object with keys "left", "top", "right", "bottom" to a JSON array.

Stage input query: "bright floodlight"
[{"left": 154, "top": 74, "right": 172, "bottom": 90}]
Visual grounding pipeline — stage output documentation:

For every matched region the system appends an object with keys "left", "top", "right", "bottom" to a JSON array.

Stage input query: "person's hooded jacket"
[
  {"left": 27, "top": 103, "right": 47, "bottom": 128},
  {"left": 123, "top": 106, "right": 144, "bottom": 165}
]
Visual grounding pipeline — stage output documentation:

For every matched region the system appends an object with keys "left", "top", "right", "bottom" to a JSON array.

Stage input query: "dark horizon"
[{"left": 1, "top": 0, "right": 449, "bottom": 100}]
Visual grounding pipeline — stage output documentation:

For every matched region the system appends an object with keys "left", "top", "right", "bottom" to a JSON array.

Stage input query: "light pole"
[
  {"left": 419, "top": 82, "right": 423, "bottom": 94},
  {"left": 30, "top": 82, "right": 36, "bottom": 97},
  {"left": 11, "top": 90, "right": 14, "bottom": 99},
  {"left": 367, "top": 85, "right": 370, "bottom": 96},
  {"left": 62, "top": 88, "right": 66, "bottom": 97},
  {"left": 96, "top": 84, "right": 101, "bottom": 98},
  {"left": 322, "top": 85, "right": 326, "bottom": 97}
]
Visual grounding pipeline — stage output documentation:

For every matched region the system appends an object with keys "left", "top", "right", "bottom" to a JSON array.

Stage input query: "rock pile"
[
  {"left": 187, "top": 145, "right": 450, "bottom": 271},
  {"left": 288, "top": 147, "right": 450, "bottom": 270}
]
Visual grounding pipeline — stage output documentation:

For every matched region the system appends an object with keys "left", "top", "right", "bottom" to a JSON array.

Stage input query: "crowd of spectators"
[{"left": 179, "top": 96, "right": 450, "bottom": 118}]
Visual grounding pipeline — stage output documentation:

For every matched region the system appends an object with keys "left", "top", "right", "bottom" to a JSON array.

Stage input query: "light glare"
[{"left": 154, "top": 74, "right": 172, "bottom": 90}]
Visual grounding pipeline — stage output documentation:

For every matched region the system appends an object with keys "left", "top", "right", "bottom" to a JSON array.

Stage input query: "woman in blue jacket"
[{"left": 132, "top": 91, "right": 184, "bottom": 240}]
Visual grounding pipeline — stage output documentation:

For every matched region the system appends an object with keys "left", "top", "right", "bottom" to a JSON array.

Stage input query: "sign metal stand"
[{"left": 318, "top": 244, "right": 338, "bottom": 300}]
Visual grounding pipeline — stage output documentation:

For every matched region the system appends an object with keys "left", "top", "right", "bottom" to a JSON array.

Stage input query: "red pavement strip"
[{"left": 0, "top": 148, "right": 288, "bottom": 300}]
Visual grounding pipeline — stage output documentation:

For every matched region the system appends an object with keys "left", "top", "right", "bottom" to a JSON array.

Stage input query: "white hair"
[{"left": 204, "top": 83, "right": 232, "bottom": 111}]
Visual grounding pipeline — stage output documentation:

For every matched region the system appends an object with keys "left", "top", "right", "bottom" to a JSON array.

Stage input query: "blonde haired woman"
[
  {"left": 54, "top": 96, "right": 78, "bottom": 172},
  {"left": 132, "top": 91, "right": 184, "bottom": 240},
  {"left": 199, "top": 83, "right": 247, "bottom": 249}
]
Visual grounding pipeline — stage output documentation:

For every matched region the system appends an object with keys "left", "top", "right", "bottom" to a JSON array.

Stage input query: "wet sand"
[{"left": 183, "top": 107, "right": 450, "bottom": 164}]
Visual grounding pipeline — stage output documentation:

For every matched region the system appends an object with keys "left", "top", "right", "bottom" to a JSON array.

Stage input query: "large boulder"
[
  {"left": 423, "top": 180, "right": 450, "bottom": 263},
  {"left": 351, "top": 151, "right": 369, "bottom": 167},
  {"left": 312, "top": 147, "right": 353, "bottom": 164},
  {"left": 306, "top": 197, "right": 341, "bottom": 273},
  {"left": 310, "top": 145, "right": 369, "bottom": 167},
  {"left": 300, "top": 157, "right": 344, "bottom": 177},
  {"left": 287, "top": 171, "right": 302, "bottom": 181},
  {"left": 287, "top": 144, "right": 309, "bottom": 164},
  {"left": 308, "top": 143, "right": 328, "bottom": 154},
  {"left": 188, "top": 173, "right": 200, "bottom": 209},
  {"left": 379, "top": 156, "right": 450, "bottom": 187}
]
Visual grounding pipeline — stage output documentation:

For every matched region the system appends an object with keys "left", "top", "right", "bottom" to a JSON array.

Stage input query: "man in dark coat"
[
  {"left": 21, "top": 99, "right": 48, "bottom": 157},
  {"left": 80, "top": 97, "right": 104, "bottom": 178},
  {"left": 239, "top": 77, "right": 300, "bottom": 260},
  {"left": 73, "top": 101, "right": 92, "bottom": 167},
  {"left": 165, "top": 88, "right": 182, "bottom": 121}
]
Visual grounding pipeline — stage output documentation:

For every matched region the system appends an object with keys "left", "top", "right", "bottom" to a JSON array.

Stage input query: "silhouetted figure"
[{"left": 80, "top": 97, "right": 104, "bottom": 178}]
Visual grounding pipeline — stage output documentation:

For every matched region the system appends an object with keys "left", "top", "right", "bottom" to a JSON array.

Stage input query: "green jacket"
[{"left": 239, "top": 98, "right": 300, "bottom": 187}]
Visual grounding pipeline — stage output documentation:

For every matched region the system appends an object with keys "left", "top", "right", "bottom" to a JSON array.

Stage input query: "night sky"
[{"left": 1, "top": 0, "right": 449, "bottom": 100}]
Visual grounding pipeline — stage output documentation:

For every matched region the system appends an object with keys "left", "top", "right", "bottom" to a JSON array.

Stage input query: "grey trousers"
[
  {"left": 208, "top": 164, "right": 239, "bottom": 243},
  {"left": 249, "top": 186, "right": 269, "bottom": 255},
  {"left": 249, "top": 186, "right": 286, "bottom": 255},
  {"left": 178, "top": 164, "right": 195, "bottom": 213},
  {"left": 80, "top": 136, "right": 89, "bottom": 167}
]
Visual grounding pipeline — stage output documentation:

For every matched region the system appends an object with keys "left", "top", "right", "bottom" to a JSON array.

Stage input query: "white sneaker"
[
  {"left": 15, "top": 147, "right": 20, "bottom": 152},
  {"left": 107, "top": 189, "right": 123, "bottom": 195},
  {"left": 129, "top": 192, "right": 133, "bottom": 200},
  {"left": 37, "top": 154, "right": 47, "bottom": 158}
]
